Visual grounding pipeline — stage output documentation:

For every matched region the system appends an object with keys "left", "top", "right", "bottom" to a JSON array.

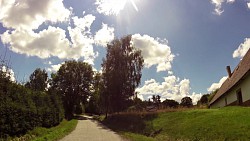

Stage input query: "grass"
[
  {"left": 9, "top": 119, "right": 78, "bottom": 141},
  {"left": 100, "top": 106, "right": 250, "bottom": 141}
]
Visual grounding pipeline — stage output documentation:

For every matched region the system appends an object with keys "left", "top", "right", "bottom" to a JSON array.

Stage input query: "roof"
[{"left": 210, "top": 49, "right": 250, "bottom": 105}]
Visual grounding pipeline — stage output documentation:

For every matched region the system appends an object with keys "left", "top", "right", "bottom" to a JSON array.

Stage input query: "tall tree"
[
  {"left": 51, "top": 61, "right": 93, "bottom": 120},
  {"left": 102, "top": 35, "right": 144, "bottom": 115},
  {"left": 180, "top": 96, "right": 193, "bottom": 107},
  {"left": 25, "top": 68, "right": 48, "bottom": 91},
  {"left": 87, "top": 72, "right": 103, "bottom": 114}
]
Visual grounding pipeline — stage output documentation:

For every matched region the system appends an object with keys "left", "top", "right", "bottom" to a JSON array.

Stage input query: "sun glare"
[
  {"left": 110, "top": 0, "right": 127, "bottom": 15},
  {"left": 96, "top": 0, "right": 138, "bottom": 15},
  {"left": 130, "top": 0, "right": 138, "bottom": 11}
]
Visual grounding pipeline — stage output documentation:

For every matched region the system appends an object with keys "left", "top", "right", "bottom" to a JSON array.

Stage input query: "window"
[
  {"left": 225, "top": 97, "right": 227, "bottom": 106},
  {"left": 237, "top": 89, "right": 243, "bottom": 105}
]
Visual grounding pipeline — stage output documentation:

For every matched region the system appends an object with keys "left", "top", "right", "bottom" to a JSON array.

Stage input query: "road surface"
[{"left": 60, "top": 115, "right": 125, "bottom": 141}]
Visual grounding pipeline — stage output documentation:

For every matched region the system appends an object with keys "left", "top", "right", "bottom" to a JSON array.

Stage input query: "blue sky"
[{"left": 1, "top": 0, "right": 250, "bottom": 103}]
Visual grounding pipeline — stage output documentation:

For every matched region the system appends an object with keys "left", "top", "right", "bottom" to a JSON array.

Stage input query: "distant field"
[{"left": 100, "top": 107, "right": 250, "bottom": 141}]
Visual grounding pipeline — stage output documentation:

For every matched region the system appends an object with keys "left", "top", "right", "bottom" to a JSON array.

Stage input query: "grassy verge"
[
  {"left": 100, "top": 106, "right": 250, "bottom": 141},
  {"left": 9, "top": 119, "right": 78, "bottom": 141}
]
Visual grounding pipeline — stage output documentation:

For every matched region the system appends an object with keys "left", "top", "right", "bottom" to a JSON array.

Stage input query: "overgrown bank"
[
  {"left": 100, "top": 107, "right": 250, "bottom": 141},
  {"left": 4, "top": 119, "right": 77, "bottom": 141}
]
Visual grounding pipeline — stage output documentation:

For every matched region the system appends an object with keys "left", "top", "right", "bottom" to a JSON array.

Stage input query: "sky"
[{"left": 1, "top": 0, "right": 250, "bottom": 104}]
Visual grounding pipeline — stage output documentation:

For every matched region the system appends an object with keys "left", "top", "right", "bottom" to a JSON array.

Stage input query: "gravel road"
[{"left": 60, "top": 115, "right": 125, "bottom": 141}]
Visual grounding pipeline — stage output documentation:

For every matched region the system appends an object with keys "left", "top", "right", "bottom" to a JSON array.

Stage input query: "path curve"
[{"left": 60, "top": 115, "right": 125, "bottom": 141}]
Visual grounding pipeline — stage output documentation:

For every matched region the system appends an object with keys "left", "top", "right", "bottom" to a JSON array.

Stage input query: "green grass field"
[
  {"left": 8, "top": 119, "right": 77, "bottom": 141},
  {"left": 101, "top": 107, "right": 250, "bottom": 141}
]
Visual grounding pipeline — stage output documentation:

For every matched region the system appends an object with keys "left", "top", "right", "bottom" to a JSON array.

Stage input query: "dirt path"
[{"left": 60, "top": 115, "right": 125, "bottom": 141}]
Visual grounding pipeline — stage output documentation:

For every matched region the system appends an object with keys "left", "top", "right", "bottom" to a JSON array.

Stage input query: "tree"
[
  {"left": 208, "top": 89, "right": 219, "bottom": 102},
  {"left": 162, "top": 99, "right": 179, "bottom": 108},
  {"left": 152, "top": 95, "right": 161, "bottom": 109},
  {"left": 199, "top": 94, "right": 209, "bottom": 105},
  {"left": 180, "top": 96, "right": 193, "bottom": 107},
  {"left": 25, "top": 68, "right": 48, "bottom": 91},
  {"left": 86, "top": 72, "right": 103, "bottom": 114},
  {"left": 51, "top": 61, "right": 93, "bottom": 120},
  {"left": 152, "top": 95, "right": 156, "bottom": 103},
  {"left": 102, "top": 35, "right": 144, "bottom": 116}
]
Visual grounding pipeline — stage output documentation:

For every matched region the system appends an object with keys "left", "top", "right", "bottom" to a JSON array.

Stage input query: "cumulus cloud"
[
  {"left": 71, "top": 14, "right": 95, "bottom": 33},
  {"left": 1, "top": 26, "right": 72, "bottom": 59},
  {"left": 210, "top": 0, "right": 235, "bottom": 15},
  {"left": 47, "top": 63, "right": 62, "bottom": 72},
  {"left": 1, "top": 66, "right": 15, "bottom": 82},
  {"left": 168, "top": 71, "right": 173, "bottom": 75},
  {"left": 136, "top": 76, "right": 201, "bottom": 104},
  {"left": 1, "top": 14, "right": 100, "bottom": 64},
  {"left": 94, "top": 23, "right": 114, "bottom": 46},
  {"left": 248, "top": 3, "right": 250, "bottom": 9},
  {"left": 179, "top": 79, "right": 190, "bottom": 95},
  {"left": 233, "top": 38, "right": 250, "bottom": 58},
  {"left": 211, "top": 0, "right": 224, "bottom": 15},
  {"left": 0, "top": 0, "right": 70, "bottom": 30},
  {"left": 68, "top": 14, "right": 98, "bottom": 64},
  {"left": 0, "top": 0, "right": 100, "bottom": 64},
  {"left": 131, "top": 34, "right": 175, "bottom": 72},
  {"left": 207, "top": 76, "right": 227, "bottom": 92},
  {"left": 190, "top": 92, "right": 202, "bottom": 104},
  {"left": 95, "top": 0, "right": 127, "bottom": 15}
]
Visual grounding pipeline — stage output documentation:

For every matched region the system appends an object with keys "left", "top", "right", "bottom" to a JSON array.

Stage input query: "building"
[{"left": 209, "top": 49, "right": 250, "bottom": 108}]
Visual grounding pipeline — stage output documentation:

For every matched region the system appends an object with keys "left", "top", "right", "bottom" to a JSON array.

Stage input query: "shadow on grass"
[{"left": 101, "top": 112, "right": 161, "bottom": 137}]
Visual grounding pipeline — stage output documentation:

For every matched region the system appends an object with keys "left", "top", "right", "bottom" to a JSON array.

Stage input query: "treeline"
[{"left": 125, "top": 95, "right": 194, "bottom": 112}]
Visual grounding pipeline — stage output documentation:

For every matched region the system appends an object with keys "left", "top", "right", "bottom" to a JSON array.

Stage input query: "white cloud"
[
  {"left": 1, "top": 14, "right": 99, "bottom": 64},
  {"left": 168, "top": 71, "right": 173, "bottom": 75},
  {"left": 179, "top": 79, "right": 190, "bottom": 95},
  {"left": 71, "top": 14, "right": 95, "bottom": 33},
  {"left": 136, "top": 76, "right": 201, "bottom": 104},
  {"left": 248, "top": 3, "right": 250, "bottom": 9},
  {"left": 227, "top": 0, "right": 235, "bottom": 3},
  {"left": 210, "top": 0, "right": 235, "bottom": 15},
  {"left": 211, "top": 0, "right": 225, "bottom": 15},
  {"left": 47, "top": 63, "right": 62, "bottom": 72},
  {"left": 1, "top": 66, "right": 15, "bottom": 82},
  {"left": 0, "top": 0, "right": 70, "bottom": 30},
  {"left": 94, "top": 23, "right": 114, "bottom": 46},
  {"left": 1, "top": 26, "right": 72, "bottom": 59},
  {"left": 233, "top": 38, "right": 250, "bottom": 58},
  {"left": 137, "top": 94, "right": 144, "bottom": 101},
  {"left": 131, "top": 34, "right": 175, "bottom": 72},
  {"left": 207, "top": 76, "right": 227, "bottom": 92},
  {"left": 191, "top": 92, "right": 202, "bottom": 104},
  {"left": 68, "top": 14, "right": 98, "bottom": 64},
  {"left": 95, "top": 0, "right": 127, "bottom": 16}
]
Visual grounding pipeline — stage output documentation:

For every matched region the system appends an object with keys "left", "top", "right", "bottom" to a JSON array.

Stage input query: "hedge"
[{"left": 0, "top": 77, "right": 64, "bottom": 138}]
